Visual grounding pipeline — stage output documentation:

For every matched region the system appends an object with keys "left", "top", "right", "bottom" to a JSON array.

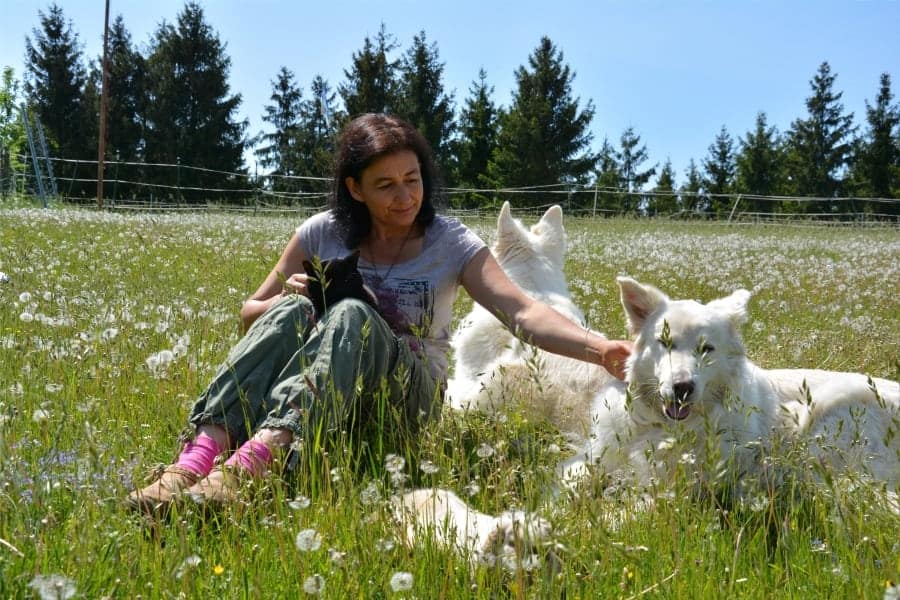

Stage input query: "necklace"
[{"left": 366, "top": 226, "right": 413, "bottom": 286}]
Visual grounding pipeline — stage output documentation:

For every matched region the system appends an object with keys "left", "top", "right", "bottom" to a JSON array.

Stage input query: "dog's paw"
[{"left": 477, "top": 510, "right": 554, "bottom": 572}]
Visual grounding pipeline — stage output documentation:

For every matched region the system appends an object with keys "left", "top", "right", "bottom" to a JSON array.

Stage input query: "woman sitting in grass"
[{"left": 127, "top": 113, "right": 631, "bottom": 515}]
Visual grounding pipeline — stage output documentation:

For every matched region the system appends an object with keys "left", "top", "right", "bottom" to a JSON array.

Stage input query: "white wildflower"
[
  {"left": 295, "top": 528, "right": 323, "bottom": 552},
  {"left": 28, "top": 574, "right": 77, "bottom": 600},
  {"left": 419, "top": 460, "right": 439, "bottom": 475},
  {"left": 476, "top": 443, "right": 495, "bottom": 458},
  {"left": 389, "top": 571, "right": 413, "bottom": 592},
  {"left": 302, "top": 574, "right": 325, "bottom": 595},
  {"left": 384, "top": 453, "right": 405, "bottom": 474}
]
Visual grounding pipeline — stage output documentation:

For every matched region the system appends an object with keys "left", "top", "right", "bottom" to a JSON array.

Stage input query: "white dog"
[
  {"left": 447, "top": 202, "right": 613, "bottom": 433},
  {"left": 391, "top": 488, "right": 555, "bottom": 571},
  {"left": 563, "top": 277, "right": 900, "bottom": 508}
]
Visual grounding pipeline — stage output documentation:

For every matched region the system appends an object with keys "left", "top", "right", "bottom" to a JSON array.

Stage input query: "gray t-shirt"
[{"left": 296, "top": 210, "right": 487, "bottom": 382}]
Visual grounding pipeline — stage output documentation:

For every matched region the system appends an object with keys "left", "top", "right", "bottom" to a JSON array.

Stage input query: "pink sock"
[
  {"left": 224, "top": 440, "right": 273, "bottom": 477},
  {"left": 174, "top": 433, "right": 222, "bottom": 477}
]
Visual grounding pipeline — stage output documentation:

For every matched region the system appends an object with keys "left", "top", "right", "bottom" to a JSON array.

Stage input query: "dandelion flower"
[
  {"left": 389, "top": 571, "right": 413, "bottom": 592},
  {"left": 419, "top": 460, "right": 439, "bottom": 475},
  {"left": 288, "top": 495, "right": 311, "bottom": 510},
  {"left": 295, "top": 528, "right": 323, "bottom": 552},
  {"left": 463, "top": 481, "right": 481, "bottom": 497},
  {"left": 28, "top": 574, "right": 77, "bottom": 600},
  {"left": 476, "top": 443, "right": 494, "bottom": 458},
  {"left": 384, "top": 453, "right": 405, "bottom": 473},
  {"left": 303, "top": 574, "right": 325, "bottom": 595},
  {"left": 213, "top": 564, "right": 225, "bottom": 575}
]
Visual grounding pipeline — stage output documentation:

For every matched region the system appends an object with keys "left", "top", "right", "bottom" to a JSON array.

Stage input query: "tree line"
[{"left": 1, "top": 2, "right": 898, "bottom": 216}]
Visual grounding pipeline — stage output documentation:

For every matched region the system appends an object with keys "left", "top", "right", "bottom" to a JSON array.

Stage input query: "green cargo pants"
[{"left": 188, "top": 295, "right": 440, "bottom": 445}]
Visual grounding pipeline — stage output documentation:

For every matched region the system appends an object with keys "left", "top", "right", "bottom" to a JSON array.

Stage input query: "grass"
[{"left": 1, "top": 204, "right": 898, "bottom": 599}]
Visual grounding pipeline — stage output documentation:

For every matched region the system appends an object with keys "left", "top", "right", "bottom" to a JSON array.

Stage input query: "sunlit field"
[{"left": 1, "top": 204, "right": 898, "bottom": 599}]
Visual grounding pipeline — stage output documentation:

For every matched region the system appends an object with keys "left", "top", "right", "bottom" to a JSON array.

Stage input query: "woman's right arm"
[{"left": 239, "top": 232, "right": 310, "bottom": 332}]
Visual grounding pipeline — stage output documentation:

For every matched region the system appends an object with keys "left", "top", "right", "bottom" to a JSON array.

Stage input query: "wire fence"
[{"left": 2, "top": 154, "right": 898, "bottom": 226}]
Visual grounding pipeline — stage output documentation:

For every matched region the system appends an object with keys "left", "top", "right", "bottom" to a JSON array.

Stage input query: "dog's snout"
[{"left": 673, "top": 381, "right": 694, "bottom": 403}]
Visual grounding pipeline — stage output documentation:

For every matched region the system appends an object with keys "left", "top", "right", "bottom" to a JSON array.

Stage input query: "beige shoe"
[
  {"left": 183, "top": 466, "right": 244, "bottom": 508},
  {"left": 126, "top": 465, "right": 201, "bottom": 516}
]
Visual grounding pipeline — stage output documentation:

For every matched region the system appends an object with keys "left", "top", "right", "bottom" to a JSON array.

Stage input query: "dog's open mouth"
[{"left": 663, "top": 399, "right": 691, "bottom": 420}]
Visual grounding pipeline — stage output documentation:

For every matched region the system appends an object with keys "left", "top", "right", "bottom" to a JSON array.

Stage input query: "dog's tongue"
[{"left": 664, "top": 401, "right": 690, "bottom": 421}]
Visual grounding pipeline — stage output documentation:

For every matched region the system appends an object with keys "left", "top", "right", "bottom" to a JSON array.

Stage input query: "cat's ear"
[{"left": 346, "top": 251, "right": 361, "bottom": 267}]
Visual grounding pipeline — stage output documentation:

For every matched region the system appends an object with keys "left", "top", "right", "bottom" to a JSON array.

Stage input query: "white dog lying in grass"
[
  {"left": 447, "top": 201, "right": 613, "bottom": 434},
  {"left": 391, "top": 488, "right": 555, "bottom": 571},
  {"left": 563, "top": 277, "right": 900, "bottom": 509}
]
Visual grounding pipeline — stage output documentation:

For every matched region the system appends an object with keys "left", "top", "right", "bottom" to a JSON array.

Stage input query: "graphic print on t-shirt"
[{"left": 369, "top": 277, "right": 434, "bottom": 355}]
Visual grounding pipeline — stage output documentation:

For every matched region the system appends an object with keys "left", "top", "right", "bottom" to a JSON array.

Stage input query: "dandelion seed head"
[
  {"left": 389, "top": 571, "right": 413, "bottom": 592},
  {"left": 288, "top": 495, "right": 311, "bottom": 510},
  {"left": 476, "top": 443, "right": 494, "bottom": 458},
  {"left": 19, "top": 311, "right": 34, "bottom": 323},
  {"left": 295, "top": 528, "right": 323, "bottom": 552},
  {"left": 419, "top": 460, "right": 439, "bottom": 474},
  {"left": 19, "top": 291, "right": 32, "bottom": 303},
  {"left": 28, "top": 574, "right": 77, "bottom": 600},
  {"left": 360, "top": 482, "right": 381, "bottom": 505},
  {"left": 384, "top": 453, "right": 406, "bottom": 474},
  {"left": 303, "top": 574, "right": 325, "bottom": 595},
  {"left": 375, "top": 538, "right": 396, "bottom": 553}
]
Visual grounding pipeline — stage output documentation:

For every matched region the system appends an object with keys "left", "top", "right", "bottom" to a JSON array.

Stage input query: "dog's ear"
[
  {"left": 532, "top": 204, "right": 566, "bottom": 261},
  {"left": 617, "top": 276, "right": 667, "bottom": 335},
  {"left": 302, "top": 260, "right": 316, "bottom": 277},
  {"left": 344, "top": 251, "right": 360, "bottom": 268},
  {"left": 707, "top": 289, "right": 751, "bottom": 327},
  {"left": 535, "top": 205, "right": 564, "bottom": 235},
  {"left": 497, "top": 201, "right": 521, "bottom": 242}
]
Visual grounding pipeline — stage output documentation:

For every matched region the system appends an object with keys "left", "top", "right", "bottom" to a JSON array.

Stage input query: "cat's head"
[{"left": 302, "top": 252, "right": 378, "bottom": 316}]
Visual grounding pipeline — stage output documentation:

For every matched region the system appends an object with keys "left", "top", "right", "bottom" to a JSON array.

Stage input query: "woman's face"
[{"left": 346, "top": 150, "right": 423, "bottom": 236}]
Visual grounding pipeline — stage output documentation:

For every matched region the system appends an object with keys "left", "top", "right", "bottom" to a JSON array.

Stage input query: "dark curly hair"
[{"left": 330, "top": 113, "right": 440, "bottom": 249}]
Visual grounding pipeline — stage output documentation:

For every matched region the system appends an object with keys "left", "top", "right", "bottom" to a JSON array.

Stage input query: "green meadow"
[{"left": 1, "top": 205, "right": 898, "bottom": 599}]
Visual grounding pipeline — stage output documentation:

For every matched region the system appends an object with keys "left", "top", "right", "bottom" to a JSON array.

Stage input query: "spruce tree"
[
  {"left": 296, "top": 75, "right": 339, "bottom": 186},
  {"left": 617, "top": 126, "right": 656, "bottom": 214},
  {"left": 702, "top": 125, "right": 736, "bottom": 215},
  {"left": 94, "top": 15, "right": 145, "bottom": 200},
  {"left": 339, "top": 24, "right": 399, "bottom": 119},
  {"left": 784, "top": 61, "right": 856, "bottom": 214},
  {"left": 592, "top": 137, "right": 621, "bottom": 214},
  {"left": 452, "top": 69, "right": 498, "bottom": 208},
  {"left": 396, "top": 31, "right": 455, "bottom": 174},
  {"left": 24, "top": 3, "right": 91, "bottom": 162},
  {"left": 736, "top": 112, "right": 783, "bottom": 214},
  {"left": 143, "top": 2, "right": 247, "bottom": 202},
  {"left": 488, "top": 37, "right": 595, "bottom": 208},
  {"left": 851, "top": 73, "right": 899, "bottom": 212},
  {"left": 256, "top": 66, "right": 303, "bottom": 189},
  {"left": 679, "top": 158, "right": 705, "bottom": 214},
  {"left": 104, "top": 17, "right": 145, "bottom": 163},
  {"left": 649, "top": 159, "right": 678, "bottom": 216}
]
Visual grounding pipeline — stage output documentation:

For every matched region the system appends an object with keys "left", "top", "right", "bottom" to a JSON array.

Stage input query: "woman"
[{"left": 127, "top": 113, "right": 631, "bottom": 514}]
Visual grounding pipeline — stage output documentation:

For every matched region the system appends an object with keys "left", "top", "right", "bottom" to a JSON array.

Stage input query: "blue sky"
[{"left": 3, "top": 0, "right": 899, "bottom": 183}]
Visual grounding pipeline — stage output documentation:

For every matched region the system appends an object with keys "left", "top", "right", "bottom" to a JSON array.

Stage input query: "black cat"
[{"left": 302, "top": 251, "right": 379, "bottom": 318}]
